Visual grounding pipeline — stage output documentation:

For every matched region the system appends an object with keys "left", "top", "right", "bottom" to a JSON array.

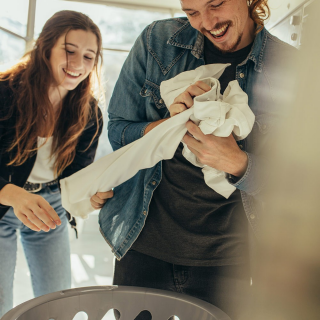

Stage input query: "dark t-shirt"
[{"left": 132, "top": 38, "right": 253, "bottom": 266}]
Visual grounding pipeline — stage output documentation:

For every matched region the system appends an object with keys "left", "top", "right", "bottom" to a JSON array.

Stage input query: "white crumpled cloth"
[
  {"left": 160, "top": 63, "right": 255, "bottom": 200},
  {"left": 60, "top": 63, "right": 255, "bottom": 219}
]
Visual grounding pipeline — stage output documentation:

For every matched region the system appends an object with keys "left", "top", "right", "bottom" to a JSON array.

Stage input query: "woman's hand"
[
  {"left": 0, "top": 184, "right": 61, "bottom": 232},
  {"left": 169, "top": 81, "right": 211, "bottom": 117},
  {"left": 90, "top": 190, "right": 114, "bottom": 210}
]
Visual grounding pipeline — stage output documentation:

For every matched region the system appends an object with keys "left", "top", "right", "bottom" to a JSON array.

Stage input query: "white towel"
[{"left": 60, "top": 64, "right": 254, "bottom": 219}]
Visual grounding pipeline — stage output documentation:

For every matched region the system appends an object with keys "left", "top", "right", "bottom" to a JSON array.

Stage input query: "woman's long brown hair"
[
  {"left": 248, "top": 0, "right": 270, "bottom": 33},
  {"left": 0, "top": 10, "right": 103, "bottom": 177}
]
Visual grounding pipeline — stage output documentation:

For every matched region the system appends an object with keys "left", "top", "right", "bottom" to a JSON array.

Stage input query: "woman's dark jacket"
[{"left": 0, "top": 79, "right": 103, "bottom": 221}]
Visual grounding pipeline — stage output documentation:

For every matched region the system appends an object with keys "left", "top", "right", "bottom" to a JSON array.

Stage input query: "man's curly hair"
[{"left": 248, "top": 0, "right": 270, "bottom": 32}]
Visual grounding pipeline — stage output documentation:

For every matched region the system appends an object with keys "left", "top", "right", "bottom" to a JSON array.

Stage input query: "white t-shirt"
[{"left": 28, "top": 137, "right": 56, "bottom": 183}]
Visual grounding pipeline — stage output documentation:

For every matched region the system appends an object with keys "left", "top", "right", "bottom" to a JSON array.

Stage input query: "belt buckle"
[
  {"left": 24, "top": 182, "right": 42, "bottom": 193},
  {"left": 30, "top": 183, "right": 42, "bottom": 193}
]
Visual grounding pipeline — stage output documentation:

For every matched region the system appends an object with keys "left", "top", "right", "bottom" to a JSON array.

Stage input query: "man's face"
[{"left": 181, "top": 0, "right": 255, "bottom": 53}]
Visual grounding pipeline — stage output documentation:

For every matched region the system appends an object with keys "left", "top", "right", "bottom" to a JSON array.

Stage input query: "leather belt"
[{"left": 23, "top": 179, "right": 59, "bottom": 193}]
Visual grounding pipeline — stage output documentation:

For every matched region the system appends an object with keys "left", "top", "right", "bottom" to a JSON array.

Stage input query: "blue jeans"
[
  {"left": 113, "top": 250, "right": 251, "bottom": 320},
  {"left": 0, "top": 184, "right": 71, "bottom": 317}
]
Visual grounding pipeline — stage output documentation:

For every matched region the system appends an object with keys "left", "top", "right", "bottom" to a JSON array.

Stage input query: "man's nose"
[{"left": 201, "top": 11, "right": 217, "bottom": 31}]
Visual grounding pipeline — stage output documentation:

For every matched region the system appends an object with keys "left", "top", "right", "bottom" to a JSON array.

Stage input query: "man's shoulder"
[
  {"left": 147, "top": 17, "right": 189, "bottom": 33},
  {"left": 263, "top": 28, "right": 298, "bottom": 62},
  {"left": 145, "top": 17, "right": 197, "bottom": 42}
]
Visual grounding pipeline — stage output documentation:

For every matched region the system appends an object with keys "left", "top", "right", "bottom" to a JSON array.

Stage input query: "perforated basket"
[{"left": 1, "top": 286, "right": 231, "bottom": 320}]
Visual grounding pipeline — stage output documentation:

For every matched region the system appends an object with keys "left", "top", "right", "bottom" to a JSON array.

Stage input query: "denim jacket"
[{"left": 100, "top": 17, "right": 296, "bottom": 259}]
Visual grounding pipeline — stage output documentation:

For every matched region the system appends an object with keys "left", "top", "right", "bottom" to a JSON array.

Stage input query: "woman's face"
[{"left": 49, "top": 29, "right": 98, "bottom": 93}]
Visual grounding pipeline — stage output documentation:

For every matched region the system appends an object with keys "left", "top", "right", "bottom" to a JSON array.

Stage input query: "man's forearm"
[{"left": 143, "top": 119, "right": 168, "bottom": 135}]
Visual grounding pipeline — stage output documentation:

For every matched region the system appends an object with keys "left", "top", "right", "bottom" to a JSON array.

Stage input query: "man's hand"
[
  {"left": 90, "top": 190, "right": 114, "bottom": 210},
  {"left": 169, "top": 81, "right": 211, "bottom": 117},
  {"left": 0, "top": 184, "right": 61, "bottom": 232},
  {"left": 183, "top": 121, "right": 248, "bottom": 177}
]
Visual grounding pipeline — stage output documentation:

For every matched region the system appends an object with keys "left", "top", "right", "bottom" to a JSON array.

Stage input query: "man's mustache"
[{"left": 201, "top": 20, "right": 233, "bottom": 33}]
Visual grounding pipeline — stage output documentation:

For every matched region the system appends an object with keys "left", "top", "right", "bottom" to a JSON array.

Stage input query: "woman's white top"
[
  {"left": 60, "top": 63, "right": 255, "bottom": 219},
  {"left": 27, "top": 137, "right": 56, "bottom": 183}
]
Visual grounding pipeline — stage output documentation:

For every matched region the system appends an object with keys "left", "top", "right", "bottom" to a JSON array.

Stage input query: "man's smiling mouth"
[{"left": 210, "top": 23, "right": 230, "bottom": 38}]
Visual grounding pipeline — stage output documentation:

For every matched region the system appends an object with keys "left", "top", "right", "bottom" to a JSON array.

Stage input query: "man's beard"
[
  {"left": 202, "top": 22, "right": 243, "bottom": 54},
  {"left": 215, "top": 33, "right": 243, "bottom": 53}
]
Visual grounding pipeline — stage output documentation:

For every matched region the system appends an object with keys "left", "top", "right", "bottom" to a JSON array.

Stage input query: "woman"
[{"left": 0, "top": 10, "right": 112, "bottom": 316}]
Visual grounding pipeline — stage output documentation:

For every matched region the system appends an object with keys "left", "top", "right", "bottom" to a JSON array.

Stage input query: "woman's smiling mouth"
[{"left": 63, "top": 68, "right": 81, "bottom": 78}]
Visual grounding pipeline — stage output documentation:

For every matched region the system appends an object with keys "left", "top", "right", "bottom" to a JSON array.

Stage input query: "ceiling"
[{"left": 73, "top": 0, "right": 310, "bottom": 24}]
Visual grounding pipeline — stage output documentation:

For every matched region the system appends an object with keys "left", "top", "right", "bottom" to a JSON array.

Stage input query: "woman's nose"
[{"left": 68, "top": 54, "right": 82, "bottom": 70}]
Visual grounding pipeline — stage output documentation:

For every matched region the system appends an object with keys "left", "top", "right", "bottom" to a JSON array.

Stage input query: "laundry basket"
[{"left": 1, "top": 286, "right": 231, "bottom": 320}]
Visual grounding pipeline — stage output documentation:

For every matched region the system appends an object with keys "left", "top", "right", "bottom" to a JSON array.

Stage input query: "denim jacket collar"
[
  {"left": 167, "top": 19, "right": 268, "bottom": 71},
  {"left": 167, "top": 19, "right": 204, "bottom": 59},
  {"left": 242, "top": 27, "right": 268, "bottom": 72}
]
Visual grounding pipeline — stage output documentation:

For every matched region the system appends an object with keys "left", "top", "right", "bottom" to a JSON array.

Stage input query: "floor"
[{"left": 13, "top": 212, "right": 117, "bottom": 320}]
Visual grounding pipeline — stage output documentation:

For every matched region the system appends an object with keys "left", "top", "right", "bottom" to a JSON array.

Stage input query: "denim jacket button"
[
  {"left": 151, "top": 181, "right": 156, "bottom": 186},
  {"left": 240, "top": 73, "right": 245, "bottom": 79},
  {"left": 239, "top": 144, "right": 243, "bottom": 149},
  {"left": 250, "top": 214, "right": 255, "bottom": 219},
  {"left": 159, "top": 99, "right": 164, "bottom": 104},
  {"left": 143, "top": 210, "right": 147, "bottom": 215}
]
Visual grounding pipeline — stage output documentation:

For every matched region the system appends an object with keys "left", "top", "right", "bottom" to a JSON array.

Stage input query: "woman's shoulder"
[
  {"left": 82, "top": 97, "right": 103, "bottom": 133},
  {"left": 0, "top": 79, "right": 13, "bottom": 97},
  {"left": 89, "top": 97, "right": 103, "bottom": 120},
  {"left": 0, "top": 80, "right": 15, "bottom": 116}
]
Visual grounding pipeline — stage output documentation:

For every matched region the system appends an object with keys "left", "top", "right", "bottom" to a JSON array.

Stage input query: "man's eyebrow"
[
  {"left": 63, "top": 43, "right": 96, "bottom": 54},
  {"left": 182, "top": 0, "right": 218, "bottom": 11}
]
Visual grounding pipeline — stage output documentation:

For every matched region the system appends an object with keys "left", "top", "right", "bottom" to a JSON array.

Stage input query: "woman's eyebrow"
[{"left": 63, "top": 43, "right": 97, "bottom": 54}]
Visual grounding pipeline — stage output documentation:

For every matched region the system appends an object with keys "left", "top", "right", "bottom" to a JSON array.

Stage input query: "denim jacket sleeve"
[
  {"left": 107, "top": 28, "right": 152, "bottom": 151},
  {"left": 227, "top": 152, "right": 265, "bottom": 197}
]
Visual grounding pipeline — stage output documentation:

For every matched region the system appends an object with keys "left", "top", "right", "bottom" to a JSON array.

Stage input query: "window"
[
  {"left": 0, "top": 0, "right": 29, "bottom": 68},
  {"left": 0, "top": 0, "right": 29, "bottom": 37},
  {"left": 0, "top": 29, "right": 25, "bottom": 71}
]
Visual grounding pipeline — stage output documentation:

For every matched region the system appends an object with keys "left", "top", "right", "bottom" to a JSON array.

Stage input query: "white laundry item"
[
  {"left": 160, "top": 68, "right": 255, "bottom": 199},
  {"left": 60, "top": 63, "right": 254, "bottom": 219}
]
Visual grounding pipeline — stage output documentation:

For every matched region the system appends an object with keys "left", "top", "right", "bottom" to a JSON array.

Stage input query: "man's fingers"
[
  {"left": 173, "top": 91, "right": 194, "bottom": 108},
  {"left": 169, "top": 103, "right": 188, "bottom": 117},
  {"left": 185, "top": 121, "right": 205, "bottom": 142},
  {"left": 169, "top": 81, "right": 212, "bottom": 117},
  {"left": 90, "top": 190, "right": 114, "bottom": 209},
  {"left": 90, "top": 198, "right": 103, "bottom": 209},
  {"left": 185, "top": 84, "right": 207, "bottom": 98},
  {"left": 193, "top": 80, "right": 211, "bottom": 92},
  {"left": 96, "top": 190, "right": 114, "bottom": 200}
]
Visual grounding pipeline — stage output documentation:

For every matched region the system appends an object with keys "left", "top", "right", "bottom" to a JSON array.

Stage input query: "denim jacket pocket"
[
  {"left": 250, "top": 114, "right": 275, "bottom": 154},
  {"left": 140, "top": 80, "right": 169, "bottom": 119}
]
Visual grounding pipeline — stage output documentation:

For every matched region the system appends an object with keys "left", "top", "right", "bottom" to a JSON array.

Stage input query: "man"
[{"left": 100, "top": 0, "right": 296, "bottom": 318}]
